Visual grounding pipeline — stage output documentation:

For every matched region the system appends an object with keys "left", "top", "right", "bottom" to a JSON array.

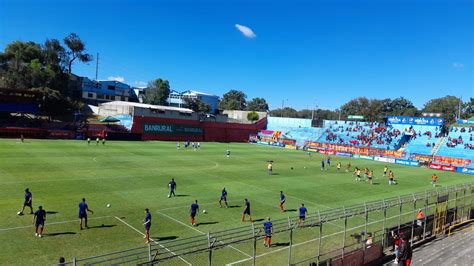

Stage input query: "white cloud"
[
  {"left": 134, "top": 81, "right": 147, "bottom": 88},
  {"left": 235, "top": 24, "right": 256, "bottom": 38},
  {"left": 107, "top": 76, "right": 125, "bottom": 82},
  {"left": 452, "top": 62, "right": 464, "bottom": 68}
]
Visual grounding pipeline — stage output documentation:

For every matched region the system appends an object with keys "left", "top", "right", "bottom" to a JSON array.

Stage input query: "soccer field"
[{"left": 0, "top": 139, "right": 472, "bottom": 265}]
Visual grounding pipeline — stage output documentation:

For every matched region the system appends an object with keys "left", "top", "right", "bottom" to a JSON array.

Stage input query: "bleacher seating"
[
  {"left": 436, "top": 126, "right": 474, "bottom": 161},
  {"left": 394, "top": 125, "right": 442, "bottom": 156}
]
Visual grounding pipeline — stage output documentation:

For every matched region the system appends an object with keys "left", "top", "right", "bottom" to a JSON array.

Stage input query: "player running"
[
  {"left": 263, "top": 217, "right": 273, "bottom": 247},
  {"left": 279, "top": 191, "right": 286, "bottom": 212},
  {"left": 364, "top": 168, "right": 369, "bottom": 179},
  {"left": 346, "top": 162, "right": 351, "bottom": 173},
  {"left": 383, "top": 166, "right": 388, "bottom": 177},
  {"left": 368, "top": 170, "right": 374, "bottom": 184},
  {"left": 190, "top": 200, "right": 199, "bottom": 226},
  {"left": 33, "top": 205, "right": 46, "bottom": 238},
  {"left": 327, "top": 156, "right": 331, "bottom": 167},
  {"left": 298, "top": 203, "right": 308, "bottom": 227},
  {"left": 268, "top": 162, "right": 273, "bottom": 175},
  {"left": 226, "top": 150, "right": 231, "bottom": 158},
  {"left": 96, "top": 137, "right": 100, "bottom": 145},
  {"left": 168, "top": 178, "right": 177, "bottom": 198},
  {"left": 337, "top": 162, "right": 342, "bottom": 172},
  {"left": 219, "top": 188, "right": 228, "bottom": 208},
  {"left": 87, "top": 138, "right": 91, "bottom": 145},
  {"left": 19, "top": 188, "right": 33, "bottom": 215},
  {"left": 79, "top": 198, "right": 94, "bottom": 230},
  {"left": 143, "top": 208, "right": 151, "bottom": 243},
  {"left": 388, "top": 170, "right": 395, "bottom": 185},
  {"left": 321, "top": 159, "right": 325, "bottom": 171},
  {"left": 431, "top": 174, "right": 438, "bottom": 187},
  {"left": 242, "top": 199, "right": 252, "bottom": 223}
]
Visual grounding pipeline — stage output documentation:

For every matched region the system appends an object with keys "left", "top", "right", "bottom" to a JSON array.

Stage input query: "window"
[
  {"left": 107, "top": 85, "right": 115, "bottom": 90},
  {"left": 87, "top": 93, "right": 94, "bottom": 98},
  {"left": 97, "top": 94, "right": 104, "bottom": 99}
]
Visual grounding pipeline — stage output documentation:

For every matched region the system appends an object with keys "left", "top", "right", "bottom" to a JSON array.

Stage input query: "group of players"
[{"left": 17, "top": 189, "right": 94, "bottom": 238}]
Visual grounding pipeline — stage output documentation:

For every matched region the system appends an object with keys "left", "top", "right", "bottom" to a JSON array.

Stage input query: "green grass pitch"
[{"left": 0, "top": 139, "right": 472, "bottom": 265}]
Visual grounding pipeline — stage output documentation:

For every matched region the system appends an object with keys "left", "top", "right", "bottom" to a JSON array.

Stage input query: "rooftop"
[{"left": 100, "top": 101, "right": 194, "bottom": 113}]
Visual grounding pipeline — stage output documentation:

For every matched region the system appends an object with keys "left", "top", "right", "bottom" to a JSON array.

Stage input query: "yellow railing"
[{"left": 448, "top": 219, "right": 474, "bottom": 236}]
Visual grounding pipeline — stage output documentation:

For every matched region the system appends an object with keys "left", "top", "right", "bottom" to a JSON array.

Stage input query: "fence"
[{"left": 67, "top": 182, "right": 474, "bottom": 265}]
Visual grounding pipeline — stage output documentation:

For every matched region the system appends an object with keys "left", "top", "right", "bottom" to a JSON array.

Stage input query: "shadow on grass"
[
  {"left": 284, "top": 209, "right": 297, "bottom": 212},
  {"left": 271, "top": 242, "right": 290, "bottom": 247},
  {"left": 87, "top": 224, "right": 117, "bottom": 229},
  {"left": 154, "top": 236, "right": 178, "bottom": 241},
  {"left": 46, "top": 211, "right": 58, "bottom": 214},
  {"left": 175, "top": 195, "right": 190, "bottom": 197},
  {"left": 228, "top": 205, "right": 241, "bottom": 208},
  {"left": 196, "top": 221, "right": 218, "bottom": 226},
  {"left": 45, "top": 232, "right": 76, "bottom": 237},
  {"left": 252, "top": 218, "right": 265, "bottom": 222}
]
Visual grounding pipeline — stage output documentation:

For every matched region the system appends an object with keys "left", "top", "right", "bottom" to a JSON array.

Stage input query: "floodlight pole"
[
  {"left": 252, "top": 223, "right": 257, "bottom": 266},
  {"left": 207, "top": 232, "right": 212, "bottom": 266}
]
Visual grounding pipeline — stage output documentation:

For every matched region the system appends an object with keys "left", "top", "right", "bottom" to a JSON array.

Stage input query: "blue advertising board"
[
  {"left": 456, "top": 167, "right": 474, "bottom": 175},
  {"left": 387, "top": 116, "right": 444, "bottom": 126},
  {"left": 457, "top": 119, "right": 474, "bottom": 125},
  {"left": 395, "top": 159, "right": 420, "bottom": 167},
  {"left": 336, "top": 152, "right": 352, "bottom": 157}
]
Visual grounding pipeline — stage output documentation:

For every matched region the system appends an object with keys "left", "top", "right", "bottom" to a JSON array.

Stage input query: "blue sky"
[{"left": 0, "top": 0, "right": 472, "bottom": 110}]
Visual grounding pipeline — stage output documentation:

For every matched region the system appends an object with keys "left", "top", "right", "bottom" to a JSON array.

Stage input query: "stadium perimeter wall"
[{"left": 132, "top": 116, "right": 267, "bottom": 142}]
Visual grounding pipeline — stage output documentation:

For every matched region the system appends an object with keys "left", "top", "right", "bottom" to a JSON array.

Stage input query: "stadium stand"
[{"left": 436, "top": 126, "right": 474, "bottom": 161}]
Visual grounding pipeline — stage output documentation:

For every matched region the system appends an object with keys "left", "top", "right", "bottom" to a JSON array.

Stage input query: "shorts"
[
  {"left": 299, "top": 216, "right": 306, "bottom": 220},
  {"left": 79, "top": 213, "right": 87, "bottom": 219},
  {"left": 265, "top": 234, "right": 272, "bottom": 238},
  {"left": 23, "top": 201, "right": 32, "bottom": 207},
  {"left": 243, "top": 210, "right": 251, "bottom": 215},
  {"left": 145, "top": 224, "right": 151, "bottom": 230},
  {"left": 357, "top": 175, "right": 361, "bottom": 178},
  {"left": 35, "top": 222, "right": 44, "bottom": 227},
  {"left": 280, "top": 200, "right": 285, "bottom": 205},
  {"left": 190, "top": 213, "right": 196, "bottom": 218},
  {"left": 220, "top": 196, "right": 227, "bottom": 201}
]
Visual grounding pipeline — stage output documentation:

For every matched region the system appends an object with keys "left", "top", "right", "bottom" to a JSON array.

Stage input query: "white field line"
[
  {"left": 157, "top": 211, "right": 252, "bottom": 259},
  {"left": 114, "top": 216, "right": 192, "bottom": 266},
  {"left": 0, "top": 216, "right": 111, "bottom": 232},
  {"left": 226, "top": 209, "right": 417, "bottom": 265}
]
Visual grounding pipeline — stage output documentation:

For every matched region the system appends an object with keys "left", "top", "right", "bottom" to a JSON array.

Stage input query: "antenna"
[{"left": 95, "top": 52, "right": 99, "bottom": 80}]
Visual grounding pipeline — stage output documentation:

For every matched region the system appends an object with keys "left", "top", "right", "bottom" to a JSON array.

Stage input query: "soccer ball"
[
  {"left": 16, "top": 211, "right": 21, "bottom": 215},
  {"left": 106, "top": 204, "right": 111, "bottom": 208},
  {"left": 202, "top": 209, "right": 207, "bottom": 214}
]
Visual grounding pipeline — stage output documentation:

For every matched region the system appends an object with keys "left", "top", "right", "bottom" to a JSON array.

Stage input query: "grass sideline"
[{"left": 0, "top": 139, "right": 472, "bottom": 265}]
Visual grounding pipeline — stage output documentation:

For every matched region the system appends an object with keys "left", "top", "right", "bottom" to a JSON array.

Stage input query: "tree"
[
  {"left": 387, "top": 97, "right": 418, "bottom": 116},
  {"left": 63, "top": 33, "right": 93, "bottom": 73},
  {"left": 247, "top": 111, "right": 260, "bottom": 121},
  {"left": 269, "top": 107, "right": 299, "bottom": 118},
  {"left": 144, "top": 78, "right": 170, "bottom": 105},
  {"left": 218, "top": 90, "right": 247, "bottom": 110},
  {"left": 463, "top": 98, "right": 474, "bottom": 119},
  {"left": 247, "top": 97, "right": 269, "bottom": 112},
  {"left": 183, "top": 96, "right": 210, "bottom": 113},
  {"left": 422, "top": 96, "right": 463, "bottom": 124}
]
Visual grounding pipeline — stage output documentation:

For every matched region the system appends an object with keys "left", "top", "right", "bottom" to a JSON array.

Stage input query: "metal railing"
[{"left": 67, "top": 182, "right": 474, "bottom": 265}]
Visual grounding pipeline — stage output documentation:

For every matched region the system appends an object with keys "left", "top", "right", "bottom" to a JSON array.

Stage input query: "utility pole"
[
  {"left": 95, "top": 52, "right": 99, "bottom": 80},
  {"left": 458, "top": 96, "right": 462, "bottom": 120}
]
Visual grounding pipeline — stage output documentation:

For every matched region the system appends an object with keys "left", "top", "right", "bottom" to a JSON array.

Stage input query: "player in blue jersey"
[
  {"left": 219, "top": 188, "right": 228, "bottom": 208},
  {"left": 279, "top": 191, "right": 286, "bottom": 213},
  {"left": 242, "top": 199, "right": 252, "bottom": 223},
  {"left": 143, "top": 208, "right": 152, "bottom": 243},
  {"left": 298, "top": 203, "right": 308, "bottom": 227},
  {"left": 263, "top": 217, "right": 273, "bottom": 247},
  {"left": 33, "top": 205, "right": 46, "bottom": 238},
  {"left": 327, "top": 156, "right": 331, "bottom": 168},
  {"left": 79, "top": 198, "right": 94, "bottom": 230},
  {"left": 19, "top": 188, "right": 33, "bottom": 215},
  {"left": 321, "top": 159, "right": 325, "bottom": 171},
  {"left": 190, "top": 200, "right": 199, "bottom": 226},
  {"left": 168, "top": 178, "right": 177, "bottom": 198}
]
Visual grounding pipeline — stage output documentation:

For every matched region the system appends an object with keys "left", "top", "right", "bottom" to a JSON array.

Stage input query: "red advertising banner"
[
  {"left": 414, "top": 154, "right": 433, "bottom": 162},
  {"left": 304, "top": 142, "right": 406, "bottom": 158},
  {"left": 429, "top": 163, "right": 455, "bottom": 172},
  {"left": 433, "top": 156, "right": 471, "bottom": 167}
]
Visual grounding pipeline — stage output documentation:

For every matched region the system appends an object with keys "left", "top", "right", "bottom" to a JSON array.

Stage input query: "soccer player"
[
  {"left": 431, "top": 173, "right": 438, "bottom": 187},
  {"left": 321, "top": 159, "right": 325, "bottom": 171},
  {"left": 143, "top": 208, "right": 151, "bottom": 243},
  {"left": 226, "top": 150, "right": 231, "bottom": 158},
  {"left": 168, "top": 178, "right": 177, "bottom": 198},
  {"left": 19, "top": 188, "right": 33, "bottom": 215},
  {"left": 242, "top": 199, "right": 252, "bottom": 223},
  {"left": 346, "top": 162, "right": 351, "bottom": 173},
  {"left": 33, "top": 205, "right": 46, "bottom": 238},
  {"left": 96, "top": 137, "right": 100, "bottom": 145},
  {"left": 176, "top": 142, "right": 180, "bottom": 149},
  {"left": 355, "top": 168, "right": 361, "bottom": 181},
  {"left": 383, "top": 166, "right": 388, "bottom": 177},
  {"left": 337, "top": 162, "right": 342, "bottom": 172},
  {"left": 267, "top": 162, "right": 273, "bottom": 175},
  {"left": 263, "top": 217, "right": 273, "bottom": 247},
  {"left": 197, "top": 142, "right": 201, "bottom": 149},
  {"left": 219, "top": 188, "right": 228, "bottom": 208},
  {"left": 79, "top": 198, "right": 94, "bottom": 230},
  {"left": 20, "top": 134, "right": 24, "bottom": 143},
  {"left": 279, "top": 191, "right": 286, "bottom": 212},
  {"left": 87, "top": 138, "right": 91, "bottom": 145},
  {"left": 190, "top": 200, "right": 199, "bottom": 226},
  {"left": 388, "top": 170, "right": 395, "bottom": 185},
  {"left": 368, "top": 170, "right": 374, "bottom": 184},
  {"left": 102, "top": 138, "right": 106, "bottom": 145},
  {"left": 364, "top": 168, "right": 369, "bottom": 179},
  {"left": 298, "top": 203, "right": 308, "bottom": 227},
  {"left": 327, "top": 156, "right": 331, "bottom": 168}
]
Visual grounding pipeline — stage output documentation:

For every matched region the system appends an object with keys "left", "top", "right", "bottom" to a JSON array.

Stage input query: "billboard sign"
[
  {"left": 395, "top": 159, "right": 420, "bottom": 167},
  {"left": 143, "top": 123, "right": 203, "bottom": 135},
  {"left": 386, "top": 116, "right": 444, "bottom": 126},
  {"left": 374, "top": 156, "right": 396, "bottom": 163},
  {"left": 457, "top": 119, "right": 474, "bottom": 125},
  {"left": 456, "top": 167, "right": 474, "bottom": 175}
]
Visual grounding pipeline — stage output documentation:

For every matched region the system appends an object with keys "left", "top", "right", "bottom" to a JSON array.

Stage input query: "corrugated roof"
[{"left": 100, "top": 101, "right": 194, "bottom": 113}]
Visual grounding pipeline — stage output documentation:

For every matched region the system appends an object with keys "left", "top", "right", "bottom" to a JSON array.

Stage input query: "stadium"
[{"left": 1, "top": 1, "right": 473, "bottom": 266}]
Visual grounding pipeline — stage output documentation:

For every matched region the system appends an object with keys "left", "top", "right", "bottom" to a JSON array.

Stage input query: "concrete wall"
[{"left": 223, "top": 110, "right": 267, "bottom": 123}]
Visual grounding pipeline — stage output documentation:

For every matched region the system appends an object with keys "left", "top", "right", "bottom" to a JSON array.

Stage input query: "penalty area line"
[
  {"left": 113, "top": 216, "right": 192, "bottom": 266},
  {"left": 157, "top": 211, "right": 252, "bottom": 259}
]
